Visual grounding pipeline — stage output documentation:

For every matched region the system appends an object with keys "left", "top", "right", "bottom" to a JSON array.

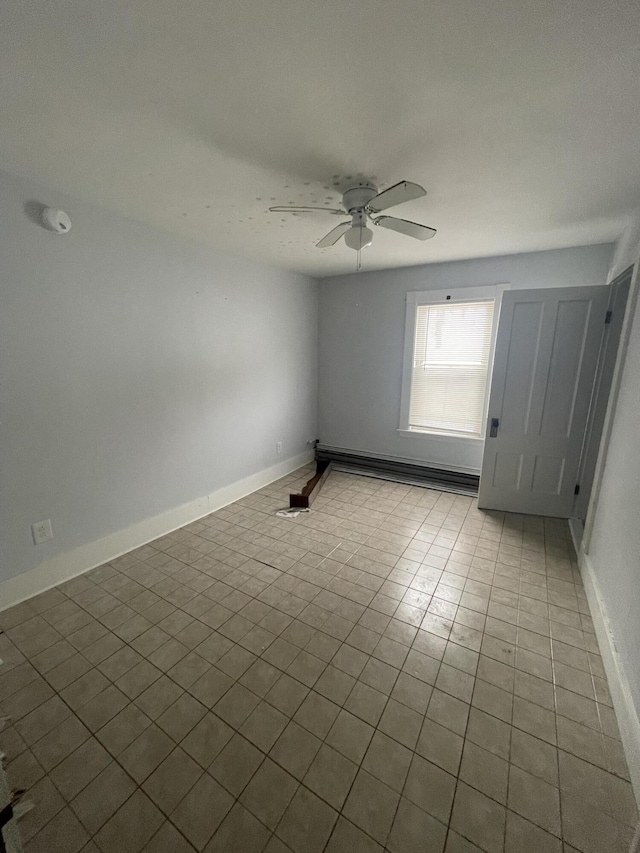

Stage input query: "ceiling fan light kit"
[
  {"left": 269, "top": 180, "right": 437, "bottom": 268},
  {"left": 344, "top": 225, "right": 373, "bottom": 251}
]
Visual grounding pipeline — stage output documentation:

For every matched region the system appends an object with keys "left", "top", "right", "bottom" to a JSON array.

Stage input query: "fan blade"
[
  {"left": 269, "top": 206, "right": 345, "bottom": 215},
  {"left": 316, "top": 222, "right": 352, "bottom": 248},
  {"left": 367, "top": 181, "right": 426, "bottom": 213},
  {"left": 374, "top": 216, "right": 437, "bottom": 241}
]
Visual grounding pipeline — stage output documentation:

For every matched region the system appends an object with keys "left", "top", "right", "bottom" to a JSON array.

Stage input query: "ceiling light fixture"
[{"left": 344, "top": 223, "right": 373, "bottom": 251}]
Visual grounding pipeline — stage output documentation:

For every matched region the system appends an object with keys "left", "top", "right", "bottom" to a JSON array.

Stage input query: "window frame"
[{"left": 399, "top": 284, "right": 509, "bottom": 442}]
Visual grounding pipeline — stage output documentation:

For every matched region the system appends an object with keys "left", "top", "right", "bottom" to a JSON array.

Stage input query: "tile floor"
[{"left": 1, "top": 467, "right": 638, "bottom": 853}]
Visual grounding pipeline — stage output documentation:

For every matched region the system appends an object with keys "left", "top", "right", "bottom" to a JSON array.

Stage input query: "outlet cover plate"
[{"left": 32, "top": 519, "right": 53, "bottom": 544}]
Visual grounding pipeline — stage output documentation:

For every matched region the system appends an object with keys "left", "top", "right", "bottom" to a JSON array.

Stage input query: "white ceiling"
[{"left": 2, "top": 0, "right": 640, "bottom": 277}]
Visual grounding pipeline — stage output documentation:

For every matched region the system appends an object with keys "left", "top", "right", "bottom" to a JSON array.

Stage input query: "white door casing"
[
  {"left": 478, "top": 285, "right": 610, "bottom": 517},
  {"left": 573, "top": 274, "right": 631, "bottom": 521}
]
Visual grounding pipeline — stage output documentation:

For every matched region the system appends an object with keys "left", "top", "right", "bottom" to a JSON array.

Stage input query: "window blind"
[{"left": 409, "top": 299, "right": 495, "bottom": 436}]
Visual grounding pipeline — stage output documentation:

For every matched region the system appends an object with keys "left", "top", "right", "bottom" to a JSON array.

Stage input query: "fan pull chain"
[{"left": 356, "top": 248, "right": 362, "bottom": 272}]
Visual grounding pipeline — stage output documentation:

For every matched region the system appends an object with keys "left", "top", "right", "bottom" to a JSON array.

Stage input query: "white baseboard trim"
[
  {"left": 0, "top": 451, "right": 314, "bottom": 612},
  {"left": 579, "top": 550, "right": 640, "bottom": 806},
  {"left": 568, "top": 516, "right": 584, "bottom": 556}
]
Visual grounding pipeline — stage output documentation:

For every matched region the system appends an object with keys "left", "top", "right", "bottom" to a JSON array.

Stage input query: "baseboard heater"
[{"left": 315, "top": 446, "right": 479, "bottom": 496}]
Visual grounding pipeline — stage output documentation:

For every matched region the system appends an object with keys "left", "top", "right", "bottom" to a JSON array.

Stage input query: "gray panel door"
[{"left": 478, "top": 286, "right": 609, "bottom": 517}]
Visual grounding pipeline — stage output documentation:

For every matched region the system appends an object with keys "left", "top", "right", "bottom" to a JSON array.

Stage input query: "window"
[{"left": 400, "top": 286, "right": 505, "bottom": 439}]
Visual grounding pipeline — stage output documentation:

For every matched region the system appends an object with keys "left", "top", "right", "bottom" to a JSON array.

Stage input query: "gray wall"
[
  {"left": 318, "top": 244, "right": 613, "bottom": 472},
  {"left": 587, "top": 214, "right": 640, "bottom": 756},
  {"left": 1, "top": 170, "right": 318, "bottom": 585},
  {"left": 590, "top": 292, "right": 640, "bottom": 721}
]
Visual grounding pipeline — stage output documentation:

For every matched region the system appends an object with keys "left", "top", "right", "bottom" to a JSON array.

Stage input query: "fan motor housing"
[{"left": 342, "top": 185, "right": 377, "bottom": 213}]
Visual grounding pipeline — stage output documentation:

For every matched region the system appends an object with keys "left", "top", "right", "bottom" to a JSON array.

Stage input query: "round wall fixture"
[{"left": 42, "top": 207, "right": 72, "bottom": 234}]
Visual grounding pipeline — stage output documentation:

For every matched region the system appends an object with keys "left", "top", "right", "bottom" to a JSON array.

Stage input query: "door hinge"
[
  {"left": 574, "top": 484, "right": 580, "bottom": 495},
  {"left": 605, "top": 310, "right": 612, "bottom": 325}
]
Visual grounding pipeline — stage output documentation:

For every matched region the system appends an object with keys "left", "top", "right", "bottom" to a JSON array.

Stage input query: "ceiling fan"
[{"left": 269, "top": 180, "right": 437, "bottom": 252}]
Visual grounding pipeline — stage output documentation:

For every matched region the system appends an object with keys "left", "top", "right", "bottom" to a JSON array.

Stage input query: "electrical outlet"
[
  {"left": 32, "top": 519, "right": 53, "bottom": 545},
  {"left": 276, "top": 441, "right": 283, "bottom": 455}
]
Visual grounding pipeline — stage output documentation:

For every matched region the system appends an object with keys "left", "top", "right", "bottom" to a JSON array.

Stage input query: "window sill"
[{"left": 397, "top": 429, "right": 484, "bottom": 443}]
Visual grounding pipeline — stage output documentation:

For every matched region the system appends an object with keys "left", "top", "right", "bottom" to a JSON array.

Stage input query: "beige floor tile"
[
  {"left": 359, "top": 657, "right": 400, "bottom": 694},
  {"left": 93, "top": 789, "right": 163, "bottom": 853},
  {"left": 324, "top": 816, "right": 383, "bottom": 853},
  {"left": 362, "top": 730, "right": 412, "bottom": 793},
  {"left": 2, "top": 471, "right": 632, "bottom": 853},
  {"left": 561, "top": 790, "right": 634, "bottom": 853},
  {"left": 2, "top": 662, "right": 51, "bottom": 723},
  {"left": 505, "top": 810, "right": 562, "bottom": 852},
  {"left": 189, "top": 666, "right": 234, "bottom": 708},
  {"left": 403, "top": 754, "right": 456, "bottom": 824},
  {"left": 304, "top": 743, "right": 359, "bottom": 809},
  {"left": 444, "top": 829, "right": 484, "bottom": 852},
  {"left": 508, "top": 764, "right": 561, "bottom": 836},
  {"left": 77, "top": 685, "right": 129, "bottom": 732},
  {"left": 18, "top": 775, "right": 66, "bottom": 843},
  {"left": 213, "top": 681, "right": 260, "bottom": 727},
  {"left": 50, "top": 738, "right": 112, "bottom": 801},
  {"left": 450, "top": 781, "right": 506, "bottom": 853},
  {"left": 472, "top": 678, "right": 513, "bottom": 723},
  {"left": 378, "top": 698, "right": 423, "bottom": 749},
  {"left": 555, "top": 685, "right": 600, "bottom": 730},
  {"left": 118, "top": 724, "right": 174, "bottom": 784},
  {"left": 240, "top": 757, "right": 299, "bottom": 828},
  {"left": 435, "top": 662, "right": 475, "bottom": 703},
  {"left": 344, "top": 680, "right": 388, "bottom": 725},
  {"left": 116, "top": 660, "right": 162, "bottom": 700},
  {"left": 240, "top": 699, "right": 289, "bottom": 751},
  {"left": 325, "top": 709, "right": 374, "bottom": 764},
  {"left": 170, "top": 773, "right": 234, "bottom": 850},
  {"left": 510, "top": 728, "right": 559, "bottom": 785},
  {"left": 426, "top": 688, "right": 470, "bottom": 736},
  {"left": 265, "top": 673, "right": 310, "bottom": 716},
  {"left": 416, "top": 717, "right": 463, "bottom": 775},
  {"left": 342, "top": 768, "right": 399, "bottom": 845},
  {"left": 512, "top": 695, "right": 557, "bottom": 744},
  {"left": 166, "top": 651, "right": 211, "bottom": 689},
  {"left": 556, "top": 715, "right": 606, "bottom": 766},
  {"left": 331, "top": 643, "right": 369, "bottom": 678},
  {"left": 155, "top": 692, "right": 206, "bottom": 742},
  {"left": 96, "top": 703, "right": 152, "bottom": 757},
  {"left": 460, "top": 740, "right": 509, "bottom": 804},
  {"left": 270, "top": 720, "right": 322, "bottom": 780},
  {"left": 30, "top": 713, "right": 91, "bottom": 772},
  {"left": 402, "top": 649, "right": 440, "bottom": 685},
  {"left": 5, "top": 749, "right": 46, "bottom": 791},
  {"left": 24, "top": 806, "right": 90, "bottom": 853},
  {"left": 277, "top": 786, "right": 338, "bottom": 853},
  {"left": 70, "top": 761, "right": 136, "bottom": 834},
  {"left": 141, "top": 747, "right": 202, "bottom": 814},
  {"left": 208, "top": 728, "right": 264, "bottom": 797},
  {"left": 205, "top": 802, "right": 271, "bottom": 853},
  {"left": 293, "top": 691, "right": 341, "bottom": 738},
  {"left": 15, "top": 696, "right": 71, "bottom": 745},
  {"left": 387, "top": 797, "right": 447, "bottom": 853},
  {"left": 141, "top": 821, "right": 197, "bottom": 852}
]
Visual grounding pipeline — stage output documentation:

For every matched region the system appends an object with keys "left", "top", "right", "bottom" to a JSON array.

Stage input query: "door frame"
[
  {"left": 581, "top": 262, "right": 640, "bottom": 553},
  {"left": 572, "top": 270, "right": 633, "bottom": 521}
]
